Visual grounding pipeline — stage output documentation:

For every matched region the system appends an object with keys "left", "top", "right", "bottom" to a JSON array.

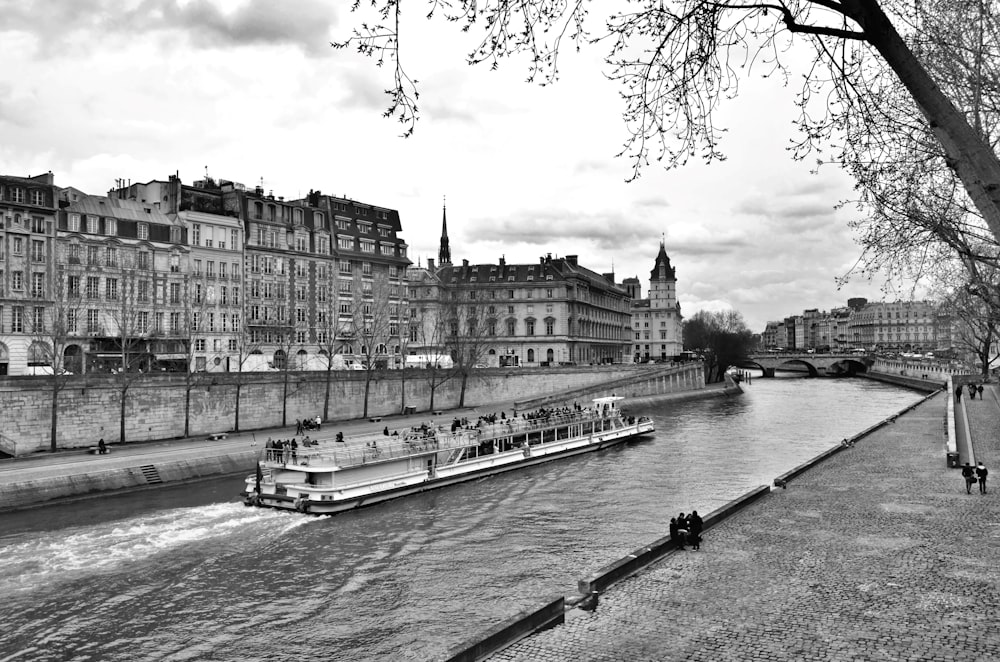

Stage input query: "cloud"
[{"left": 5, "top": 0, "right": 339, "bottom": 57}]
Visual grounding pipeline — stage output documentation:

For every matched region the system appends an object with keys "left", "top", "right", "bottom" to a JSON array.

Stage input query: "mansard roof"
[{"left": 436, "top": 255, "right": 626, "bottom": 294}]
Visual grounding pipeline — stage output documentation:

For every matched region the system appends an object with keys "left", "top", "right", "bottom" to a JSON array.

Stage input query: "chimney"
[
  {"left": 566, "top": 255, "right": 578, "bottom": 266},
  {"left": 462, "top": 259, "right": 469, "bottom": 267},
  {"left": 499, "top": 256, "right": 506, "bottom": 266},
  {"left": 428, "top": 258, "right": 436, "bottom": 270}
]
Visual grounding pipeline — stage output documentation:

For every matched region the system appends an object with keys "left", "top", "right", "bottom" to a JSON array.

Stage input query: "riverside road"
[{"left": 490, "top": 388, "right": 1000, "bottom": 662}]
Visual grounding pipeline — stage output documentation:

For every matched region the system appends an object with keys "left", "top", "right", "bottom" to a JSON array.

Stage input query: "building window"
[
  {"left": 338, "top": 236, "right": 353, "bottom": 251},
  {"left": 526, "top": 320, "right": 535, "bottom": 336},
  {"left": 31, "top": 272, "right": 44, "bottom": 298},
  {"left": 506, "top": 319, "right": 516, "bottom": 335},
  {"left": 87, "top": 309, "right": 100, "bottom": 333},
  {"left": 11, "top": 271, "right": 23, "bottom": 291},
  {"left": 106, "top": 278, "right": 118, "bottom": 300},
  {"left": 105, "top": 218, "right": 117, "bottom": 236},
  {"left": 11, "top": 188, "right": 24, "bottom": 203},
  {"left": 31, "top": 240, "right": 45, "bottom": 262},
  {"left": 138, "top": 223, "right": 149, "bottom": 240},
  {"left": 192, "top": 224, "right": 201, "bottom": 246},
  {"left": 546, "top": 321, "right": 554, "bottom": 335},
  {"left": 106, "top": 246, "right": 117, "bottom": 267},
  {"left": 138, "top": 251, "right": 150, "bottom": 270},
  {"left": 170, "top": 226, "right": 181, "bottom": 243}
]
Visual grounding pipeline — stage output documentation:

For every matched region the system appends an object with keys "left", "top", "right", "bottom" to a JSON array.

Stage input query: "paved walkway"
[{"left": 490, "top": 390, "right": 1000, "bottom": 661}]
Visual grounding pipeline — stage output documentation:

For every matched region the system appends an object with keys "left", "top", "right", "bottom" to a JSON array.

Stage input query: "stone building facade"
[
  {"left": 409, "top": 253, "right": 632, "bottom": 367},
  {"left": 0, "top": 173, "right": 60, "bottom": 375}
]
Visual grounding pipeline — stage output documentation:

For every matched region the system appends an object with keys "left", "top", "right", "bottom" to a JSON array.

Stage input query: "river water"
[{"left": 0, "top": 376, "right": 923, "bottom": 662}]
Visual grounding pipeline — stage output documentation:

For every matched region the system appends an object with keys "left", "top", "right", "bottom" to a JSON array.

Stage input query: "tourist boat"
[{"left": 241, "top": 396, "right": 654, "bottom": 514}]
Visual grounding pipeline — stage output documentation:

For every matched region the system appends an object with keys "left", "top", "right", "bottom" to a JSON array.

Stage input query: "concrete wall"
[
  {"left": 0, "top": 364, "right": 706, "bottom": 456},
  {"left": 0, "top": 450, "right": 257, "bottom": 511}
]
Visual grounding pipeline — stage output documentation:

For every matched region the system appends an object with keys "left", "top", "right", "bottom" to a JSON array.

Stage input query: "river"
[{"left": 0, "top": 376, "right": 923, "bottom": 662}]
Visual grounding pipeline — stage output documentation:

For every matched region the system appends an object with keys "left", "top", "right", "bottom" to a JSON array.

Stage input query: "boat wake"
[{"left": 0, "top": 502, "right": 308, "bottom": 593}]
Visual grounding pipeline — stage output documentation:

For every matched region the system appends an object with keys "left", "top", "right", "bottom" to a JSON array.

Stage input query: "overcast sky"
[{"left": 0, "top": 0, "right": 909, "bottom": 332}]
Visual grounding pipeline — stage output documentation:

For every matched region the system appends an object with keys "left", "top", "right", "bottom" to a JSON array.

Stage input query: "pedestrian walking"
[
  {"left": 295, "top": 419, "right": 303, "bottom": 435},
  {"left": 962, "top": 462, "right": 977, "bottom": 494},
  {"left": 956, "top": 385, "right": 963, "bottom": 400},
  {"left": 977, "top": 384, "right": 984, "bottom": 400},
  {"left": 976, "top": 462, "right": 989, "bottom": 494}
]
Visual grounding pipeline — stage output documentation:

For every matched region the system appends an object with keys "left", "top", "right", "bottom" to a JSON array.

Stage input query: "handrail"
[{"left": 283, "top": 430, "right": 480, "bottom": 469}]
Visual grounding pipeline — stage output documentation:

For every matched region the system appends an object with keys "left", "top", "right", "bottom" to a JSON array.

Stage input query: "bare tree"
[
  {"left": 180, "top": 280, "right": 221, "bottom": 438},
  {"left": 346, "top": 273, "right": 397, "bottom": 418},
  {"left": 104, "top": 266, "right": 146, "bottom": 445},
  {"left": 316, "top": 272, "right": 342, "bottom": 421},
  {"left": 336, "top": 1, "right": 1000, "bottom": 254},
  {"left": 442, "top": 297, "right": 493, "bottom": 407},
  {"left": 411, "top": 297, "right": 460, "bottom": 413},
  {"left": 30, "top": 266, "right": 86, "bottom": 452}
]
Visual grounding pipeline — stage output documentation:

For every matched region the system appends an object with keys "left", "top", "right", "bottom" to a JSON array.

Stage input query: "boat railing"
[
  {"left": 288, "top": 429, "right": 480, "bottom": 469},
  {"left": 475, "top": 408, "right": 621, "bottom": 439}
]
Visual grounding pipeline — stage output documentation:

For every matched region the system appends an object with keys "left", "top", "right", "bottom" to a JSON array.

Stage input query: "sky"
[{"left": 0, "top": 0, "right": 909, "bottom": 332}]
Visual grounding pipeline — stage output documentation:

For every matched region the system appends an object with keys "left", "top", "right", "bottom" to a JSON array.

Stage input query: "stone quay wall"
[{"left": 0, "top": 363, "right": 705, "bottom": 456}]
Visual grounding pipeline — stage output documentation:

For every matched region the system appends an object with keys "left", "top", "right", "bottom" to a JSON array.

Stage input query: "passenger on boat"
[{"left": 336, "top": 431, "right": 344, "bottom": 443}]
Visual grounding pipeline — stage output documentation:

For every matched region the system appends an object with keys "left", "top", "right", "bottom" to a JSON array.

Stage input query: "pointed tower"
[
  {"left": 648, "top": 240, "right": 677, "bottom": 311},
  {"left": 438, "top": 201, "right": 452, "bottom": 267}
]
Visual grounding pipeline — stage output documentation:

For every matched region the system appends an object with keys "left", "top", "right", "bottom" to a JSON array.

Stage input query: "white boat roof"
[{"left": 592, "top": 396, "right": 624, "bottom": 405}]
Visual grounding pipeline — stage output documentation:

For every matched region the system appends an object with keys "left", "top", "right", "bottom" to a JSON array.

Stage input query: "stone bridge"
[{"left": 739, "top": 353, "right": 872, "bottom": 378}]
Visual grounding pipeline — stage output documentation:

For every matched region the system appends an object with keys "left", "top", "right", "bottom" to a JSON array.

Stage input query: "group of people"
[
  {"left": 265, "top": 435, "right": 318, "bottom": 463},
  {"left": 669, "top": 510, "right": 704, "bottom": 551},
  {"left": 956, "top": 383, "right": 985, "bottom": 400},
  {"left": 295, "top": 416, "right": 322, "bottom": 435},
  {"left": 961, "top": 461, "right": 989, "bottom": 494}
]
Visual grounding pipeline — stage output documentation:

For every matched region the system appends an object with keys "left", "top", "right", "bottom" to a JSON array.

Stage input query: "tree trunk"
[
  {"left": 458, "top": 371, "right": 469, "bottom": 407},
  {"left": 184, "top": 381, "right": 191, "bottom": 438},
  {"left": 363, "top": 371, "right": 371, "bottom": 419},
  {"left": 49, "top": 377, "right": 59, "bottom": 453},
  {"left": 853, "top": 1, "right": 1000, "bottom": 239},
  {"left": 119, "top": 387, "right": 127, "bottom": 444},
  {"left": 281, "top": 368, "right": 289, "bottom": 428},
  {"left": 234, "top": 381, "right": 242, "bottom": 432},
  {"left": 323, "top": 365, "right": 332, "bottom": 421}
]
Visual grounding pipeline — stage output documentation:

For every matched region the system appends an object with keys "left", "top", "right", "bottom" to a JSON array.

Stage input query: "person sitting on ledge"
[{"left": 98, "top": 438, "right": 107, "bottom": 455}]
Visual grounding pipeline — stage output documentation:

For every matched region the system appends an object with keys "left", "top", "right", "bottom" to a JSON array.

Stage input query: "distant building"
[
  {"left": 409, "top": 253, "right": 631, "bottom": 366},
  {"left": 846, "top": 300, "right": 938, "bottom": 352},
  {"left": 0, "top": 172, "right": 61, "bottom": 375},
  {"left": 57, "top": 193, "right": 189, "bottom": 373},
  {"left": 628, "top": 241, "right": 683, "bottom": 361}
]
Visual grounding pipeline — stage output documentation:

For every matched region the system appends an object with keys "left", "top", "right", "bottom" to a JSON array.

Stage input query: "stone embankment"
[
  {"left": 0, "top": 363, "right": 705, "bottom": 456},
  {"left": 0, "top": 364, "right": 712, "bottom": 511}
]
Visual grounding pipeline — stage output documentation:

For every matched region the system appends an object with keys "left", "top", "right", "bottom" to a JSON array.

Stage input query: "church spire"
[{"left": 438, "top": 197, "right": 452, "bottom": 266}]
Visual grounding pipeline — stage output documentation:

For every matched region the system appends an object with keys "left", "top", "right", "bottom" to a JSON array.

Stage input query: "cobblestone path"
[{"left": 490, "top": 392, "right": 1000, "bottom": 661}]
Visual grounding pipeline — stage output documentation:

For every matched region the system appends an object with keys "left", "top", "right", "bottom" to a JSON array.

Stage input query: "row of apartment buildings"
[
  {"left": 0, "top": 171, "right": 685, "bottom": 376},
  {"left": 0, "top": 171, "right": 410, "bottom": 375},
  {"left": 760, "top": 298, "right": 957, "bottom": 353}
]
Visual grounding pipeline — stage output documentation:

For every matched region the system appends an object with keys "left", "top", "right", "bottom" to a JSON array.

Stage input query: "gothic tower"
[{"left": 438, "top": 202, "right": 452, "bottom": 267}]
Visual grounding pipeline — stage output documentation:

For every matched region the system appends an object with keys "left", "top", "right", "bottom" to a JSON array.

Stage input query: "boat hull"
[{"left": 243, "top": 420, "right": 653, "bottom": 515}]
